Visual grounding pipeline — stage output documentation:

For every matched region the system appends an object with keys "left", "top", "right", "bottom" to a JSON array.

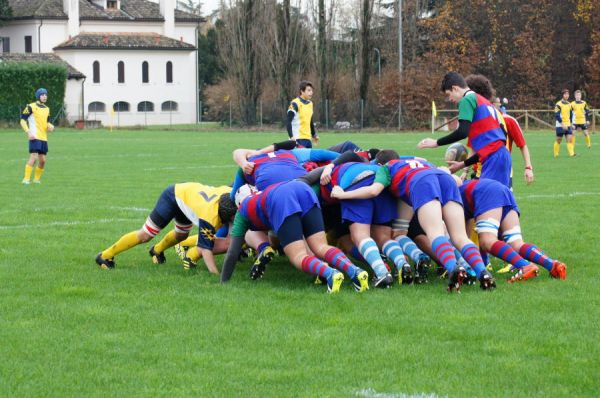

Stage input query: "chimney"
[
  {"left": 63, "top": 0, "right": 80, "bottom": 37},
  {"left": 159, "top": 0, "right": 175, "bottom": 39}
]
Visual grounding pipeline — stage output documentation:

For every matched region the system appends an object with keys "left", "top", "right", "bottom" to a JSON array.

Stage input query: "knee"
[
  {"left": 137, "top": 230, "right": 153, "bottom": 243},
  {"left": 174, "top": 232, "right": 188, "bottom": 241},
  {"left": 477, "top": 235, "right": 495, "bottom": 252}
]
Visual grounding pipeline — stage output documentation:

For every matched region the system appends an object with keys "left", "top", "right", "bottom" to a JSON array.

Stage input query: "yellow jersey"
[
  {"left": 174, "top": 183, "right": 231, "bottom": 229},
  {"left": 570, "top": 100, "right": 590, "bottom": 125},
  {"left": 288, "top": 97, "right": 314, "bottom": 140},
  {"left": 554, "top": 100, "right": 573, "bottom": 126},
  {"left": 20, "top": 101, "right": 50, "bottom": 141}
]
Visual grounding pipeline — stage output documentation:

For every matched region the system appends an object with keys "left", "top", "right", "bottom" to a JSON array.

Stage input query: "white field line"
[
  {"left": 515, "top": 191, "right": 600, "bottom": 199},
  {"left": 355, "top": 389, "right": 447, "bottom": 398},
  {"left": 142, "top": 165, "right": 236, "bottom": 171},
  {"left": 0, "top": 218, "right": 140, "bottom": 230},
  {"left": 0, "top": 206, "right": 150, "bottom": 215}
]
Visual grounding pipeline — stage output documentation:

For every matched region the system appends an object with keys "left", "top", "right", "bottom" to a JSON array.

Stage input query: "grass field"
[{"left": 0, "top": 127, "right": 599, "bottom": 397}]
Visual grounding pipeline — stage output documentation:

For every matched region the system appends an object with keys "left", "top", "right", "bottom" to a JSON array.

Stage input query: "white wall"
[{"left": 64, "top": 78, "right": 83, "bottom": 122}]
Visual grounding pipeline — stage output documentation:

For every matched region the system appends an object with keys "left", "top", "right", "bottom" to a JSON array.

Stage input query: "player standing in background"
[
  {"left": 286, "top": 81, "right": 319, "bottom": 148},
  {"left": 571, "top": 90, "right": 592, "bottom": 149},
  {"left": 21, "top": 88, "right": 54, "bottom": 185},
  {"left": 554, "top": 89, "right": 575, "bottom": 157}
]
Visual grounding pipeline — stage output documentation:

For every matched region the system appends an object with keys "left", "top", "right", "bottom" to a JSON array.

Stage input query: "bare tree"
[{"left": 358, "top": 0, "right": 376, "bottom": 102}]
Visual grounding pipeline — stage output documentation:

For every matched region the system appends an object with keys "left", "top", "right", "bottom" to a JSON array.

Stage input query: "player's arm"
[
  {"left": 554, "top": 103, "right": 562, "bottom": 123},
  {"left": 233, "top": 149, "right": 256, "bottom": 174},
  {"left": 286, "top": 102, "right": 297, "bottom": 139},
  {"left": 196, "top": 219, "right": 219, "bottom": 274},
  {"left": 585, "top": 102, "right": 591, "bottom": 124},
  {"left": 449, "top": 152, "right": 479, "bottom": 174},
  {"left": 220, "top": 213, "right": 251, "bottom": 283},
  {"left": 319, "top": 150, "right": 365, "bottom": 184},
  {"left": 230, "top": 168, "right": 246, "bottom": 201},
  {"left": 20, "top": 105, "right": 32, "bottom": 137},
  {"left": 306, "top": 148, "right": 339, "bottom": 162},
  {"left": 310, "top": 116, "right": 319, "bottom": 144},
  {"left": 331, "top": 165, "right": 389, "bottom": 200},
  {"left": 47, "top": 114, "right": 55, "bottom": 132}
]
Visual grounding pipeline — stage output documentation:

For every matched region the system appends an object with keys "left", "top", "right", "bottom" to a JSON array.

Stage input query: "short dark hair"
[
  {"left": 574, "top": 89, "right": 581, "bottom": 95},
  {"left": 465, "top": 74, "right": 495, "bottom": 101},
  {"left": 375, "top": 149, "right": 400, "bottom": 165},
  {"left": 441, "top": 72, "right": 467, "bottom": 92},
  {"left": 218, "top": 193, "right": 238, "bottom": 224},
  {"left": 562, "top": 88, "right": 569, "bottom": 94},
  {"left": 299, "top": 80, "right": 313, "bottom": 93}
]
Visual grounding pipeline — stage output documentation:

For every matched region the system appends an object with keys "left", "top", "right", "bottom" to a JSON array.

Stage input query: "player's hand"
[
  {"left": 312, "top": 135, "right": 319, "bottom": 145},
  {"left": 447, "top": 160, "right": 465, "bottom": 173},
  {"left": 242, "top": 161, "right": 255, "bottom": 174},
  {"left": 524, "top": 169, "right": 534, "bottom": 185},
  {"left": 418, "top": 138, "right": 438, "bottom": 148},
  {"left": 562, "top": 123, "right": 568, "bottom": 129},
  {"left": 27, "top": 131, "right": 35, "bottom": 140},
  {"left": 320, "top": 164, "right": 334, "bottom": 185},
  {"left": 330, "top": 185, "right": 345, "bottom": 199},
  {"left": 47, "top": 123, "right": 54, "bottom": 132}
]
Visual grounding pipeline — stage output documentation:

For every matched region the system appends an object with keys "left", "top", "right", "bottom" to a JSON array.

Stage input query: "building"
[{"left": 0, "top": 0, "right": 203, "bottom": 126}]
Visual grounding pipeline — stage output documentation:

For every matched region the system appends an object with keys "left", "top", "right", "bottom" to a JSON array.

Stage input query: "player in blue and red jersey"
[
  {"left": 459, "top": 178, "right": 567, "bottom": 281},
  {"left": 220, "top": 180, "right": 370, "bottom": 293},
  {"left": 331, "top": 150, "right": 496, "bottom": 292},
  {"left": 418, "top": 72, "right": 511, "bottom": 187}
]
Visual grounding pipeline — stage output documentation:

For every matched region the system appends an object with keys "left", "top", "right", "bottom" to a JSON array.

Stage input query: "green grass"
[{"left": 0, "top": 127, "right": 598, "bottom": 397}]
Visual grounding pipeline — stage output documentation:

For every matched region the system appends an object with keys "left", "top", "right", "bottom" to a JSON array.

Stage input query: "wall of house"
[
  {"left": 64, "top": 78, "right": 84, "bottom": 122},
  {"left": 0, "top": 20, "right": 70, "bottom": 53}
]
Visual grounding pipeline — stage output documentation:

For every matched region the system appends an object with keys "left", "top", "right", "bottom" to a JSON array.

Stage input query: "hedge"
[{"left": 0, "top": 62, "right": 67, "bottom": 122}]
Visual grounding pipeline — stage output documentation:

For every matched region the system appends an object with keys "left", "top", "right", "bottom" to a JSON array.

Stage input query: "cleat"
[
  {"left": 327, "top": 271, "right": 344, "bottom": 294},
  {"left": 249, "top": 246, "right": 276, "bottom": 280},
  {"left": 414, "top": 255, "right": 430, "bottom": 284},
  {"left": 351, "top": 270, "right": 369, "bottom": 292},
  {"left": 182, "top": 255, "right": 197, "bottom": 270},
  {"left": 550, "top": 261, "right": 567, "bottom": 280},
  {"left": 33, "top": 180, "right": 41, "bottom": 184},
  {"left": 508, "top": 264, "right": 539, "bottom": 283},
  {"left": 400, "top": 263, "right": 414, "bottom": 285},
  {"left": 479, "top": 269, "right": 497, "bottom": 290},
  {"left": 374, "top": 273, "right": 394, "bottom": 289},
  {"left": 447, "top": 266, "right": 466, "bottom": 293},
  {"left": 174, "top": 244, "right": 189, "bottom": 261},
  {"left": 497, "top": 264, "right": 512, "bottom": 274},
  {"left": 22, "top": 179, "right": 30, "bottom": 185},
  {"left": 314, "top": 275, "right": 327, "bottom": 285},
  {"left": 95, "top": 253, "right": 115, "bottom": 270},
  {"left": 463, "top": 264, "right": 477, "bottom": 286},
  {"left": 149, "top": 245, "right": 166, "bottom": 264}
]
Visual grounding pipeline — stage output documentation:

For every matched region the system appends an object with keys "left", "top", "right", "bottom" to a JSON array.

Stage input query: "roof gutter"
[{"left": 37, "top": 18, "right": 43, "bottom": 52}]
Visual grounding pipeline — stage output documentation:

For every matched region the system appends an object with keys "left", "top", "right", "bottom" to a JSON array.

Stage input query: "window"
[
  {"left": 161, "top": 101, "right": 178, "bottom": 112},
  {"left": 142, "top": 61, "right": 149, "bottom": 83},
  {"left": 92, "top": 61, "right": 100, "bottom": 83},
  {"left": 117, "top": 61, "right": 125, "bottom": 83},
  {"left": 137, "top": 101, "right": 154, "bottom": 112},
  {"left": 25, "top": 36, "right": 32, "bottom": 53},
  {"left": 166, "top": 61, "right": 173, "bottom": 83},
  {"left": 107, "top": 0, "right": 117, "bottom": 9},
  {"left": 1, "top": 37, "right": 10, "bottom": 53},
  {"left": 88, "top": 102, "right": 106, "bottom": 112},
  {"left": 113, "top": 101, "right": 130, "bottom": 112}
]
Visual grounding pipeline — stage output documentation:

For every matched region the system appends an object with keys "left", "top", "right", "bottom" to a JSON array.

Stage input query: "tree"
[
  {"left": 198, "top": 26, "right": 223, "bottom": 100},
  {"left": 0, "top": 0, "right": 13, "bottom": 26}
]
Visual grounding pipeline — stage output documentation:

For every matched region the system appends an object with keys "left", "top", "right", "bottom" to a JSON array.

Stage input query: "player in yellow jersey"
[
  {"left": 20, "top": 88, "right": 54, "bottom": 184},
  {"left": 95, "top": 183, "right": 237, "bottom": 274},
  {"left": 286, "top": 81, "right": 319, "bottom": 148},
  {"left": 554, "top": 89, "right": 575, "bottom": 157},
  {"left": 571, "top": 90, "right": 592, "bottom": 148}
]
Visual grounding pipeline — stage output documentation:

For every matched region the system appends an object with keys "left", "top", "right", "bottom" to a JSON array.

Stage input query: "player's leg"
[
  {"left": 23, "top": 151, "right": 38, "bottom": 184},
  {"left": 582, "top": 125, "right": 591, "bottom": 148},
  {"left": 246, "top": 230, "right": 276, "bottom": 280},
  {"left": 566, "top": 129, "right": 575, "bottom": 156},
  {"left": 96, "top": 225, "right": 155, "bottom": 269},
  {"left": 149, "top": 198, "right": 193, "bottom": 263},
  {"left": 554, "top": 129, "right": 563, "bottom": 157},
  {"left": 374, "top": 224, "right": 411, "bottom": 285}
]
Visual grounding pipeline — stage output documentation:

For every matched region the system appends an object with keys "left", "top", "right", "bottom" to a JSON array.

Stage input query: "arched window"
[
  {"left": 161, "top": 101, "right": 178, "bottom": 112},
  {"left": 93, "top": 61, "right": 100, "bottom": 83},
  {"left": 117, "top": 61, "right": 125, "bottom": 83},
  {"left": 137, "top": 101, "right": 154, "bottom": 112},
  {"left": 113, "top": 101, "right": 130, "bottom": 112},
  {"left": 142, "top": 61, "right": 149, "bottom": 83},
  {"left": 166, "top": 61, "right": 173, "bottom": 83},
  {"left": 88, "top": 101, "right": 105, "bottom": 112}
]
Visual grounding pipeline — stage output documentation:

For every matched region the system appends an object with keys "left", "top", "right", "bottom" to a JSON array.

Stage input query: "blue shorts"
[
  {"left": 480, "top": 146, "right": 512, "bottom": 187},
  {"left": 341, "top": 178, "right": 397, "bottom": 225},
  {"left": 266, "top": 181, "right": 320, "bottom": 233},
  {"left": 29, "top": 139, "right": 48, "bottom": 154},
  {"left": 556, "top": 126, "right": 573, "bottom": 136},
  {"left": 471, "top": 182, "right": 520, "bottom": 220},
  {"left": 149, "top": 185, "right": 192, "bottom": 228},
  {"left": 410, "top": 171, "right": 462, "bottom": 211},
  {"left": 296, "top": 138, "right": 313, "bottom": 148},
  {"left": 328, "top": 141, "right": 360, "bottom": 153}
]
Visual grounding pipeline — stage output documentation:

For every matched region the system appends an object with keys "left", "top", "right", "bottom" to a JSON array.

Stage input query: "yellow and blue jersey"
[
  {"left": 570, "top": 100, "right": 590, "bottom": 124},
  {"left": 554, "top": 100, "right": 573, "bottom": 125},
  {"left": 20, "top": 101, "right": 50, "bottom": 141},
  {"left": 287, "top": 97, "right": 315, "bottom": 140}
]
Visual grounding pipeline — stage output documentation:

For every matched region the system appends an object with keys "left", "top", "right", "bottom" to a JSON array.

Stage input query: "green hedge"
[{"left": 0, "top": 62, "right": 67, "bottom": 122}]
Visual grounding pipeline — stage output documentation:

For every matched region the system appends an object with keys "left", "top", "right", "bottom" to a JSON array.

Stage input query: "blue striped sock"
[
  {"left": 453, "top": 248, "right": 469, "bottom": 269},
  {"left": 432, "top": 236, "right": 457, "bottom": 272},
  {"left": 460, "top": 243, "right": 486, "bottom": 277},
  {"left": 396, "top": 236, "right": 423, "bottom": 264},
  {"left": 382, "top": 240, "right": 407, "bottom": 268},
  {"left": 359, "top": 238, "right": 387, "bottom": 278}
]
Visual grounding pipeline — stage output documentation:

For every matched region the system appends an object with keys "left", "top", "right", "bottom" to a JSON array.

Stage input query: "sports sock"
[
  {"left": 567, "top": 142, "right": 575, "bottom": 156},
  {"left": 431, "top": 236, "right": 457, "bottom": 273},
  {"left": 586, "top": 135, "right": 591, "bottom": 148},
  {"left": 301, "top": 255, "right": 334, "bottom": 279},
  {"left": 178, "top": 235, "right": 198, "bottom": 247},
  {"left": 518, "top": 243, "right": 554, "bottom": 271},
  {"left": 358, "top": 238, "right": 387, "bottom": 278},
  {"left": 324, "top": 247, "right": 360, "bottom": 278},
  {"left": 382, "top": 240, "right": 408, "bottom": 269},
  {"left": 153, "top": 230, "right": 179, "bottom": 253},
  {"left": 33, "top": 167, "right": 44, "bottom": 181},
  {"left": 349, "top": 245, "right": 366, "bottom": 263},
  {"left": 186, "top": 246, "right": 202, "bottom": 261},
  {"left": 24, "top": 164, "right": 33, "bottom": 181},
  {"left": 553, "top": 142, "right": 560, "bottom": 157},
  {"left": 257, "top": 242, "right": 270, "bottom": 253},
  {"left": 453, "top": 247, "right": 470, "bottom": 269},
  {"left": 101, "top": 231, "right": 141, "bottom": 259},
  {"left": 489, "top": 241, "right": 529, "bottom": 269},
  {"left": 396, "top": 236, "right": 424, "bottom": 264},
  {"left": 460, "top": 242, "right": 486, "bottom": 278}
]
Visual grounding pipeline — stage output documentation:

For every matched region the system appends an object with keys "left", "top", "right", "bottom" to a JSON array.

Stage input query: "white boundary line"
[
  {"left": 0, "top": 218, "right": 140, "bottom": 230},
  {"left": 515, "top": 191, "right": 600, "bottom": 199},
  {"left": 355, "top": 389, "right": 447, "bottom": 398}
]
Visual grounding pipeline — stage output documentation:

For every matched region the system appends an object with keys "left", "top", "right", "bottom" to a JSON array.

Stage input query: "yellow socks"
[
  {"left": 101, "top": 231, "right": 142, "bottom": 259},
  {"left": 178, "top": 235, "right": 198, "bottom": 248},
  {"left": 186, "top": 246, "right": 202, "bottom": 262},
  {"left": 34, "top": 167, "right": 44, "bottom": 182},
  {"left": 567, "top": 142, "right": 575, "bottom": 157},
  {"left": 553, "top": 142, "right": 560, "bottom": 157},
  {"left": 586, "top": 135, "right": 591, "bottom": 148},
  {"left": 153, "top": 230, "right": 180, "bottom": 254},
  {"left": 23, "top": 164, "right": 33, "bottom": 182}
]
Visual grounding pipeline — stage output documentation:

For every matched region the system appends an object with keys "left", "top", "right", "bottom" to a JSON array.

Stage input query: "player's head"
[
  {"left": 367, "top": 148, "right": 380, "bottom": 161},
  {"left": 234, "top": 184, "right": 256, "bottom": 208},
  {"left": 441, "top": 72, "right": 467, "bottom": 104},
  {"left": 562, "top": 89, "right": 569, "bottom": 100},
  {"left": 574, "top": 90, "right": 582, "bottom": 101},
  {"left": 218, "top": 193, "right": 238, "bottom": 224},
  {"left": 35, "top": 88, "right": 48, "bottom": 102},
  {"left": 299, "top": 80, "right": 314, "bottom": 99},
  {"left": 465, "top": 74, "right": 495, "bottom": 101},
  {"left": 492, "top": 97, "right": 502, "bottom": 110},
  {"left": 375, "top": 149, "right": 400, "bottom": 165}
]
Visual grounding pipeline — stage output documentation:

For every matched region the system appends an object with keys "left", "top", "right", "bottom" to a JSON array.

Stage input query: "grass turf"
[{"left": 0, "top": 127, "right": 598, "bottom": 397}]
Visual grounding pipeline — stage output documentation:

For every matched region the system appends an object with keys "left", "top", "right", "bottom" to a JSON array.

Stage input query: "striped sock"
[
  {"left": 301, "top": 255, "right": 333, "bottom": 279},
  {"left": 460, "top": 243, "right": 486, "bottom": 277},
  {"left": 453, "top": 248, "right": 470, "bottom": 269},
  {"left": 396, "top": 236, "right": 423, "bottom": 264},
  {"left": 359, "top": 238, "right": 387, "bottom": 278},
  {"left": 324, "top": 247, "right": 360, "bottom": 278},
  {"left": 519, "top": 243, "right": 554, "bottom": 271},
  {"left": 257, "top": 242, "right": 269, "bottom": 253},
  {"left": 431, "top": 236, "right": 457, "bottom": 273},
  {"left": 489, "top": 241, "right": 529, "bottom": 269},
  {"left": 382, "top": 240, "right": 408, "bottom": 268}
]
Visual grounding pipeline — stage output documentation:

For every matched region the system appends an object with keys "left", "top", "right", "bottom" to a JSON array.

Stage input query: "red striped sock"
[
  {"left": 489, "top": 241, "right": 529, "bottom": 269},
  {"left": 301, "top": 255, "right": 333, "bottom": 278}
]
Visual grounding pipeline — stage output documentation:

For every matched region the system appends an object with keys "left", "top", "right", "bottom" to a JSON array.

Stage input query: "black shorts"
[
  {"left": 322, "top": 203, "right": 350, "bottom": 239},
  {"left": 407, "top": 213, "right": 426, "bottom": 240},
  {"left": 573, "top": 124, "right": 588, "bottom": 131},
  {"left": 276, "top": 206, "right": 324, "bottom": 247},
  {"left": 148, "top": 185, "right": 192, "bottom": 229},
  {"left": 28, "top": 139, "right": 48, "bottom": 154}
]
